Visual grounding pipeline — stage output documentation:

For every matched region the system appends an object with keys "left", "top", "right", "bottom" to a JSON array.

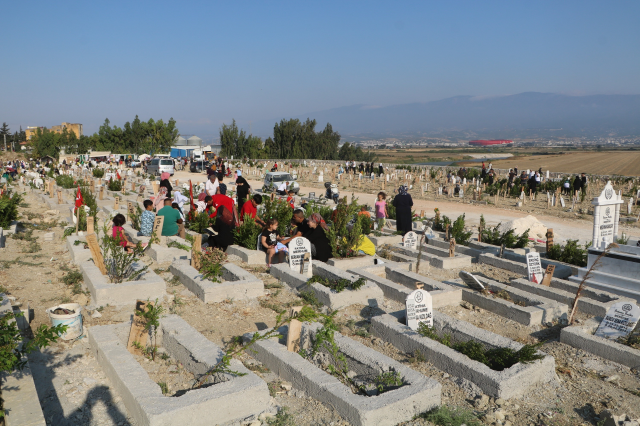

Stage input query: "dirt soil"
[{"left": 4, "top": 182, "right": 640, "bottom": 426}]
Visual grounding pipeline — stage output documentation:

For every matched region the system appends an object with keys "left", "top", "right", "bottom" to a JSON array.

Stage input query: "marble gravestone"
[
  {"left": 526, "top": 252, "right": 544, "bottom": 284},
  {"left": 289, "top": 237, "right": 312, "bottom": 277},
  {"left": 459, "top": 271, "right": 485, "bottom": 291},
  {"left": 594, "top": 301, "right": 640, "bottom": 341},
  {"left": 406, "top": 289, "right": 433, "bottom": 331},
  {"left": 591, "top": 181, "right": 624, "bottom": 250},
  {"left": 403, "top": 231, "right": 418, "bottom": 250}
]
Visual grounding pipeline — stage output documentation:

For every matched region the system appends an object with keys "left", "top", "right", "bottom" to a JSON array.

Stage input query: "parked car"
[
  {"left": 146, "top": 158, "right": 175, "bottom": 176},
  {"left": 190, "top": 160, "right": 210, "bottom": 173},
  {"left": 262, "top": 172, "right": 300, "bottom": 194}
]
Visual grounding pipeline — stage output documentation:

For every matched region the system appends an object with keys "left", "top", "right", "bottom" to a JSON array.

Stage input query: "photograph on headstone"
[{"left": 406, "top": 289, "right": 433, "bottom": 331}]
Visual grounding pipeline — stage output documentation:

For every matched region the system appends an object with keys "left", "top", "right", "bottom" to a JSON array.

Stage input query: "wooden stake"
[
  {"left": 87, "top": 216, "right": 94, "bottom": 234},
  {"left": 86, "top": 233, "right": 107, "bottom": 275},
  {"left": 114, "top": 196, "right": 120, "bottom": 210},
  {"left": 127, "top": 300, "right": 154, "bottom": 355},
  {"left": 540, "top": 265, "right": 555, "bottom": 287},
  {"left": 99, "top": 185, "right": 104, "bottom": 200},
  {"left": 286, "top": 306, "right": 303, "bottom": 352},
  {"left": 57, "top": 190, "right": 63, "bottom": 204},
  {"left": 191, "top": 234, "right": 202, "bottom": 270}
]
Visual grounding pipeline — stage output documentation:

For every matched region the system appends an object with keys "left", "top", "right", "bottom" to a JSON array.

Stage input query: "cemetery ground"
[{"left": 3, "top": 185, "right": 640, "bottom": 425}]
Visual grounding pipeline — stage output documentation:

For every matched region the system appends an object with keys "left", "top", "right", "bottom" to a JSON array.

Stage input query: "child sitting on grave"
[
  {"left": 140, "top": 199, "right": 155, "bottom": 237},
  {"left": 112, "top": 213, "right": 144, "bottom": 252},
  {"left": 260, "top": 218, "right": 292, "bottom": 267}
]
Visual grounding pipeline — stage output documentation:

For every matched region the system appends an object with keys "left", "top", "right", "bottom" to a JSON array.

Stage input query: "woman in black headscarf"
[{"left": 392, "top": 185, "right": 413, "bottom": 236}]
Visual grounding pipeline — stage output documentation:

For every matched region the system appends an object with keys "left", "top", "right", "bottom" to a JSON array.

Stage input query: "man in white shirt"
[
  {"left": 277, "top": 181, "right": 288, "bottom": 195},
  {"left": 205, "top": 174, "right": 219, "bottom": 196}
]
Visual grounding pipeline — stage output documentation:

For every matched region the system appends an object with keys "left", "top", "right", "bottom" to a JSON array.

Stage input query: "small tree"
[
  {"left": 135, "top": 299, "right": 165, "bottom": 361},
  {"left": 100, "top": 224, "right": 148, "bottom": 283}
]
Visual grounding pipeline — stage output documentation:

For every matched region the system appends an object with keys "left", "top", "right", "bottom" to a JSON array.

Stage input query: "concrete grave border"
[
  {"left": 348, "top": 264, "right": 462, "bottom": 308},
  {"left": 79, "top": 260, "right": 166, "bottom": 307},
  {"left": 448, "top": 276, "right": 568, "bottom": 326},
  {"left": 226, "top": 245, "right": 267, "bottom": 265},
  {"left": 560, "top": 318, "right": 640, "bottom": 369},
  {"left": 90, "top": 315, "right": 271, "bottom": 426},
  {"left": 509, "top": 277, "right": 632, "bottom": 318},
  {"left": 244, "top": 322, "right": 441, "bottom": 426},
  {"left": 170, "top": 260, "right": 264, "bottom": 303},
  {"left": 270, "top": 262, "right": 384, "bottom": 309},
  {"left": 66, "top": 235, "right": 92, "bottom": 265},
  {"left": 392, "top": 244, "right": 472, "bottom": 269},
  {"left": 371, "top": 310, "right": 557, "bottom": 399},
  {"left": 327, "top": 255, "right": 376, "bottom": 271},
  {"left": 479, "top": 253, "right": 572, "bottom": 279}
]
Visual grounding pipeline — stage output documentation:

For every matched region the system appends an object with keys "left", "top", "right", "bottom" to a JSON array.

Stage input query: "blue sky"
[{"left": 2, "top": 1, "right": 639, "bottom": 138}]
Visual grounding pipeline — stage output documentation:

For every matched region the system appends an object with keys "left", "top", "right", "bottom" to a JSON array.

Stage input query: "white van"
[{"left": 146, "top": 158, "right": 175, "bottom": 176}]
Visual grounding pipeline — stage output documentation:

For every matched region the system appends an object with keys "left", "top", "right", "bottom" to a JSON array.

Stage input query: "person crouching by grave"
[
  {"left": 112, "top": 214, "right": 142, "bottom": 252},
  {"left": 260, "top": 218, "right": 292, "bottom": 267},
  {"left": 306, "top": 213, "right": 332, "bottom": 262},
  {"left": 290, "top": 208, "right": 311, "bottom": 238},
  {"left": 375, "top": 192, "right": 388, "bottom": 230},
  {"left": 240, "top": 194, "right": 266, "bottom": 227},
  {"left": 157, "top": 199, "right": 185, "bottom": 238},
  {"left": 393, "top": 185, "right": 414, "bottom": 236},
  {"left": 207, "top": 205, "right": 236, "bottom": 252},
  {"left": 277, "top": 180, "right": 289, "bottom": 195},
  {"left": 140, "top": 200, "right": 155, "bottom": 237}
]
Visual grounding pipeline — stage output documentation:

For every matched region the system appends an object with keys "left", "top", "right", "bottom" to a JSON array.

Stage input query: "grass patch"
[
  {"left": 267, "top": 407, "right": 295, "bottom": 426},
  {"left": 418, "top": 405, "right": 483, "bottom": 426},
  {"left": 307, "top": 275, "right": 366, "bottom": 293}
]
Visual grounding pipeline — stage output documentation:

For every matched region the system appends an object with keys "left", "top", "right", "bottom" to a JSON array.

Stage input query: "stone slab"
[
  {"left": 170, "top": 260, "right": 264, "bottom": 303},
  {"left": 89, "top": 315, "right": 270, "bottom": 426},
  {"left": 226, "top": 245, "right": 267, "bottom": 265},
  {"left": 244, "top": 322, "right": 441, "bottom": 426},
  {"left": 371, "top": 310, "right": 556, "bottom": 399},
  {"left": 327, "top": 255, "right": 375, "bottom": 271},
  {"left": 478, "top": 253, "right": 573, "bottom": 279},
  {"left": 66, "top": 235, "right": 92, "bottom": 265}
]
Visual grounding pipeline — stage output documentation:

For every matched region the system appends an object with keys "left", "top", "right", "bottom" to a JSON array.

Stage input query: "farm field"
[{"left": 472, "top": 150, "right": 640, "bottom": 176}]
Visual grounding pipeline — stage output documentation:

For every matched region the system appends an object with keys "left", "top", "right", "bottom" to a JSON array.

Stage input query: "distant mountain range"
[{"left": 252, "top": 92, "right": 640, "bottom": 139}]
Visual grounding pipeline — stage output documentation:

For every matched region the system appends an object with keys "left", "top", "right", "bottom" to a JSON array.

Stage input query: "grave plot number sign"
[
  {"left": 594, "top": 302, "right": 640, "bottom": 340},
  {"left": 526, "top": 252, "right": 543, "bottom": 284},
  {"left": 406, "top": 289, "right": 433, "bottom": 331},
  {"left": 289, "top": 237, "right": 312, "bottom": 277},
  {"left": 403, "top": 231, "right": 418, "bottom": 250}
]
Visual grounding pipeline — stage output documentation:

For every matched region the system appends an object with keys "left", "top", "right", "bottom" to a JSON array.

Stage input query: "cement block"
[
  {"left": 80, "top": 260, "right": 166, "bottom": 307},
  {"left": 393, "top": 245, "right": 472, "bottom": 269},
  {"left": 226, "top": 245, "right": 267, "bottom": 265},
  {"left": 371, "top": 310, "right": 557, "bottom": 399},
  {"left": 449, "top": 277, "right": 568, "bottom": 326},
  {"left": 328, "top": 255, "right": 375, "bottom": 270},
  {"left": 509, "top": 277, "right": 631, "bottom": 318},
  {"left": 1, "top": 357, "right": 46, "bottom": 426},
  {"left": 560, "top": 318, "right": 640, "bottom": 369},
  {"left": 148, "top": 245, "right": 190, "bottom": 263},
  {"left": 428, "top": 238, "right": 481, "bottom": 259},
  {"left": 170, "top": 260, "right": 264, "bottom": 303},
  {"left": 66, "top": 235, "right": 92, "bottom": 265},
  {"left": 500, "top": 251, "right": 575, "bottom": 277},
  {"left": 90, "top": 315, "right": 270, "bottom": 426},
  {"left": 122, "top": 224, "right": 150, "bottom": 244},
  {"left": 244, "top": 323, "right": 441, "bottom": 426},
  {"left": 368, "top": 234, "right": 403, "bottom": 246}
]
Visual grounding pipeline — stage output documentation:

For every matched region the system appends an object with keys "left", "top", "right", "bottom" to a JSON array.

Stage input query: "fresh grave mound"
[{"left": 498, "top": 215, "right": 547, "bottom": 241}]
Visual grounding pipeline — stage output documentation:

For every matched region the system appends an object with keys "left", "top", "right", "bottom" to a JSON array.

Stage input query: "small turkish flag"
[
  {"left": 116, "top": 171, "right": 121, "bottom": 180},
  {"left": 74, "top": 186, "right": 84, "bottom": 213}
]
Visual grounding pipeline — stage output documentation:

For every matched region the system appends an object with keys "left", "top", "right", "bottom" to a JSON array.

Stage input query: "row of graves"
[{"left": 5, "top": 174, "right": 640, "bottom": 425}]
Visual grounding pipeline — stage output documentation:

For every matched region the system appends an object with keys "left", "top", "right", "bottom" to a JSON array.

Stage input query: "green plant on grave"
[
  {"left": 356, "top": 212, "right": 373, "bottom": 235},
  {"left": 233, "top": 214, "right": 262, "bottom": 249},
  {"left": 618, "top": 233, "right": 630, "bottom": 245},
  {"left": 99, "top": 224, "right": 149, "bottom": 284},
  {"left": 92, "top": 168, "right": 105, "bottom": 178},
  {"left": 480, "top": 223, "right": 530, "bottom": 249},
  {"left": 199, "top": 247, "right": 227, "bottom": 282},
  {"left": 307, "top": 275, "right": 366, "bottom": 293},
  {"left": 0, "top": 302, "right": 67, "bottom": 417},
  {"left": 134, "top": 299, "right": 165, "bottom": 361},
  {"left": 262, "top": 197, "right": 293, "bottom": 236},
  {"left": 307, "top": 310, "right": 349, "bottom": 377},
  {"left": 386, "top": 201, "right": 396, "bottom": 220},
  {"left": 129, "top": 203, "right": 143, "bottom": 231},
  {"left": 266, "top": 407, "right": 295, "bottom": 426},
  {"left": 546, "top": 239, "right": 588, "bottom": 267},
  {"left": 107, "top": 177, "right": 122, "bottom": 192},
  {"left": 304, "top": 202, "right": 334, "bottom": 224},
  {"left": 417, "top": 323, "right": 544, "bottom": 371},
  {"left": 192, "top": 306, "right": 319, "bottom": 388},
  {"left": 371, "top": 370, "right": 404, "bottom": 394},
  {"left": 449, "top": 213, "right": 472, "bottom": 246},
  {"left": 167, "top": 241, "right": 190, "bottom": 251},
  {"left": 187, "top": 210, "right": 214, "bottom": 234},
  {"left": 0, "top": 190, "right": 21, "bottom": 229},
  {"left": 325, "top": 195, "right": 363, "bottom": 258}
]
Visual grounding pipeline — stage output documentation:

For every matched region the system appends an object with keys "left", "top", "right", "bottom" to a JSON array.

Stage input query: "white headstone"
[
  {"left": 403, "top": 231, "right": 418, "bottom": 249},
  {"left": 406, "top": 289, "right": 433, "bottom": 331},
  {"left": 438, "top": 187, "right": 443, "bottom": 196},
  {"left": 462, "top": 178, "right": 466, "bottom": 185},
  {"left": 459, "top": 271, "right": 484, "bottom": 291},
  {"left": 591, "top": 181, "right": 624, "bottom": 250},
  {"left": 628, "top": 198, "right": 633, "bottom": 215},
  {"left": 386, "top": 174, "right": 389, "bottom": 182},
  {"left": 594, "top": 301, "right": 640, "bottom": 340},
  {"left": 546, "top": 170, "right": 550, "bottom": 179},
  {"left": 459, "top": 189, "right": 464, "bottom": 198},
  {"left": 560, "top": 196, "right": 566, "bottom": 208},
  {"left": 526, "top": 252, "right": 544, "bottom": 284},
  {"left": 289, "top": 237, "right": 312, "bottom": 277},
  {"left": 520, "top": 190, "right": 525, "bottom": 200}
]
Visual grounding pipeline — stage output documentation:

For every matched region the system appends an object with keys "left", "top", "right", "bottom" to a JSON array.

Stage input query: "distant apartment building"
[{"left": 25, "top": 122, "right": 83, "bottom": 140}]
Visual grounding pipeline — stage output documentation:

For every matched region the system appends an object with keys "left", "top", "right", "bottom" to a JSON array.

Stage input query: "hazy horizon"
[{"left": 2, "top": 1, "right": 639, "bottom": 139}]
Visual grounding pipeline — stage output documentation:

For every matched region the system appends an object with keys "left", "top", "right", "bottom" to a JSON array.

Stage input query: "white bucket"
[{"left": 46, "top": 303, "right": 83, "bottom": 340}]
